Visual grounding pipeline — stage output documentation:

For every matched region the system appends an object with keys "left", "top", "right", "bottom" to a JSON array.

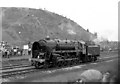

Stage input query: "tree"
[
  {"left": 94, "top": 32, "right": 97, "bottom": 37},
  {"left": 87, "top": 29, "right": 89, "bottom": 32}
]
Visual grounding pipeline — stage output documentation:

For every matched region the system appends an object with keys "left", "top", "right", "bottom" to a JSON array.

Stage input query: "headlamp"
[{"left": 38, "top": 55, "right": 40, "bottom": 58}]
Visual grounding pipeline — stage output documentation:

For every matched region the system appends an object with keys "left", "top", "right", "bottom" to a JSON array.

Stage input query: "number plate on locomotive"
[{"left": 39, "top": 53, "right": 44, "bottom": 55}]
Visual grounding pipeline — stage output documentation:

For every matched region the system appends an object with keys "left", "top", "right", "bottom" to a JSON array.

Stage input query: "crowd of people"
[{"left": 0, "top": 41, "right": 32, "bottom": 58}]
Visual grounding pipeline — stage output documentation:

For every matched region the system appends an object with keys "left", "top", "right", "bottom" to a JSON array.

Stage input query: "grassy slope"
[{"left": 2, "top": 7, "right": 96, "bottom": 46}]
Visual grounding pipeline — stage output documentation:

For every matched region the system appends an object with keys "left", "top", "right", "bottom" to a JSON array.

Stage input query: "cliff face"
[{"left": 1, "top": 7, "right": 96, "bottom": 46}]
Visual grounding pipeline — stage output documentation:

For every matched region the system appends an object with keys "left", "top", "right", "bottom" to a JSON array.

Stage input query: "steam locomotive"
[{"left": 31, "top": 38, "right": 100, "bottom": 68}]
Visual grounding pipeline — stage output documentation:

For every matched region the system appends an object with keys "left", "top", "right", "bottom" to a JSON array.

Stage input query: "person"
[
  {"left": 77, "top": 69, "right": 103, "bottom": 83},
  {"left": 13, "top": 48, "right": 17, "bottom": 56},
  {"left": 7, "top": 50, "right": 10, "bottom": 58},
  {"left": 67, "top": 69, "right": 103, "bottom": 84},
  {"left": 4, "top": 48, "right": 8, "bottom": 58},
  {"left": 17, "top": 49, "right": 21, "bottom": 56},
  {"left": 28, "top": 48, "right": 31, "bottom": 55},
  {"left": 67, "top": 69, "right": 118, "bottom": 84}
]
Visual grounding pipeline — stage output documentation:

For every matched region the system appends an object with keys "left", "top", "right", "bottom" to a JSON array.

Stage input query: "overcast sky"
[{"left": 0, "top": 0, "right": 119, "bottom": 41}]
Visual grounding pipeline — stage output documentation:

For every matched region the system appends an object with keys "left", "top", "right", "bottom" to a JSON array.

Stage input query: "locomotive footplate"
[{"left": 31, "top": 58, "right": 45, "bottom": 63}]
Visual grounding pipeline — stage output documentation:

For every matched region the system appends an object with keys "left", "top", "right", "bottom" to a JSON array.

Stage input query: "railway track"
[
  {"left": 1, "top": 55, "right": 118, "bottom": 79},
  {"left": 1, "top": 64, "right": 32, "bottom": 70},
  {"left": 0, "top": 63, "right": 31, "bottom": 70},
  {"left": 1, "top": 59, "right": 31, "bottom": 70},
  {"left": 1, "top": 66, "right": 35, "bottom": 78}
]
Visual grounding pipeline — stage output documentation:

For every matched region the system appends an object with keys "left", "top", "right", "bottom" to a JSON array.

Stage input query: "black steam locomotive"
[{"left": 31, "top": 38, "right": 100, "bottom": 68}]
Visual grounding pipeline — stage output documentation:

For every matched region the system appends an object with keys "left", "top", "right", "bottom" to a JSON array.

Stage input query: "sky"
[{"left": 0, "top": 0, "right": 119, "bottom": 41}]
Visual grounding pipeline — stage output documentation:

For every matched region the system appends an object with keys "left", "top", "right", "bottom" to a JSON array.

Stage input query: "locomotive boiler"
[{"left": 31, "top": 38, "right": 100, "bottom": 68}]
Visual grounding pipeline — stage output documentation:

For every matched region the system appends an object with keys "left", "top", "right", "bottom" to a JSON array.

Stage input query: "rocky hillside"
[{"left": 1, "top": 7, "right": 96, "bottom": 46}]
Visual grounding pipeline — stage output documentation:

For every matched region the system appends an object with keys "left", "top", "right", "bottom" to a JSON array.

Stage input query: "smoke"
[
  {"left": 92, "top": 36, "right": 109, "bottom": 45},
  {"left": 93, "top": 38, "right": 100, "bottom": 45}
]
